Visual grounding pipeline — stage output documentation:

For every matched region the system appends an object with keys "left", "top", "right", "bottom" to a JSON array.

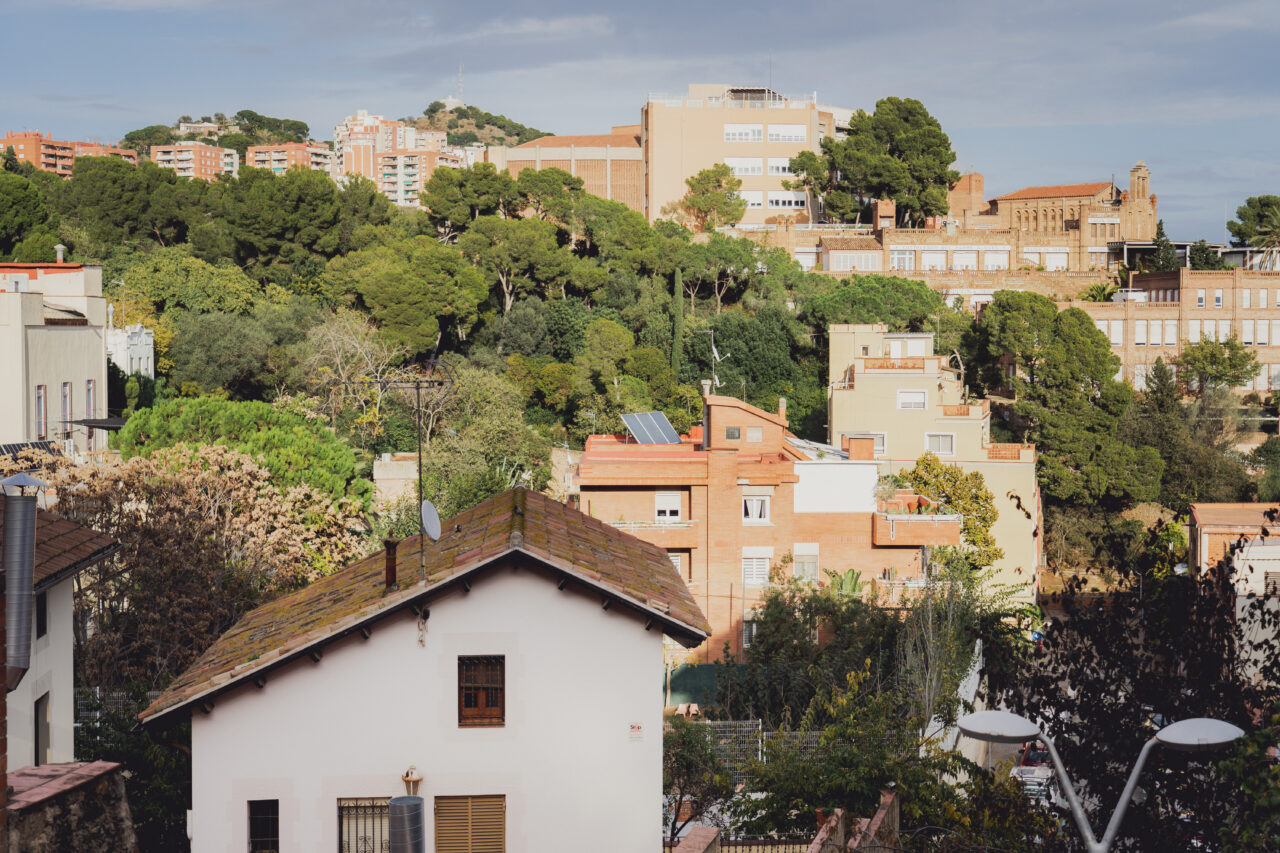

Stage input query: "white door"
[{"left": 889, "top": 340, "right": 903, "bottom": 358}]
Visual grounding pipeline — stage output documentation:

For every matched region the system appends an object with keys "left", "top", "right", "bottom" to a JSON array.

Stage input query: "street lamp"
[{"left": 958, "top": 710, "right": 1245, "bottom": 853}]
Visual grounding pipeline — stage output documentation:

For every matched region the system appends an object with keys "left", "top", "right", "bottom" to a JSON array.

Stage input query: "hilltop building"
[
  {"left": 826, "top": 324, "right": 1041, "bottom": 601},
  {"left": 0, "top": 261, "right": 108, "bottom": 454},
  {"left": 2, "top": 131, "right": 137, "bottom": 177},
  {"left": 574, "top": 390, "right": 963, "bottom": 660},
  {"left": 150, "top": 142, "right": 239, "bottom": 181}
]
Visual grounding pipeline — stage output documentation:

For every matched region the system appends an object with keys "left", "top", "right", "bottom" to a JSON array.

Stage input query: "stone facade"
[{"left": 7, "top": 762, "right": 138, "bottom": 853}]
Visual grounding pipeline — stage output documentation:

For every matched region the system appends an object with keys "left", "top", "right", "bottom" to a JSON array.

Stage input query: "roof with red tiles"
[
  {"left": 0, "top": 502, "right": 119, "bottom": 590},
  {"left": 991, "top": 182, "right": 1113, "bottom": 201},
  {"left": 1190, "top": 503, "right": 1280, "bottom": 528},
  {"left": 7, "top": 761, "right": 123, "bottom": 812},
  {"left": 140, "top": 488, "right": 709, "bottom": 723},
  {"left": 515, "top": 133, "right": 640, "bottom": 149}
]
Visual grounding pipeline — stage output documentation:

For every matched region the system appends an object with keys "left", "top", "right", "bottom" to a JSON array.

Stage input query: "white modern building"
[
  {"left": 0, "top": 261, "right": 109, "bottom": 454},
  {"left": 141, "top": 488, "right": 709, "bottom": 853},
  {"left": 105, "top": 305, "right": 155, "bottom": 379}
]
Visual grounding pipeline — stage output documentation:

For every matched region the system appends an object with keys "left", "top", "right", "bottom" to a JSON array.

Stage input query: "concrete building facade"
[
  {"left": 376, "top": 148, "right": 464, "bottom": 208},
  {"left": 0, "top": 263, "right": 108, "bottom": 454},
  {"left": 150, "top": 142, "right": 238, "bottom": 181},
  {"left": 1069, "top": 268, "right": 1280, "bottom": 392},
  {"left": 827, "top": 324, "right": 1041, "bottom": 601},
  {"left": 574, "top": 393, "right": 963, "bottom": 661},
  {"left": 243, "top": 143, "right": 335, "bottom": 175},
  {"left": 486, "top": 126, "right": 645, "bottom": 213}
]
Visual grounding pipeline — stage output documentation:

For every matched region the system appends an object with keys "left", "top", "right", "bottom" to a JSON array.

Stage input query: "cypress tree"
[{"left": 671, "top": 268, "right": 684, "bottom": 377}]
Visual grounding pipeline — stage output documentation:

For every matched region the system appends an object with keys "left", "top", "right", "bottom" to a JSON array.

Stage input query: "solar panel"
[{"left": 621, "top": 411, "right": 682, "bottom": 445}]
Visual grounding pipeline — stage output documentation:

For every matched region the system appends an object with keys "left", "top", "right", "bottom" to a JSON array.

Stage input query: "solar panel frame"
[{"left": 622, "top": 411, "right": 682, "bottom": 445}]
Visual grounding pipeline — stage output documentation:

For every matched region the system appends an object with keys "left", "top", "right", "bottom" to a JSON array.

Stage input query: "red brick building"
[{"left": 574, "top": 392, "right": 962, "bottom": 660}]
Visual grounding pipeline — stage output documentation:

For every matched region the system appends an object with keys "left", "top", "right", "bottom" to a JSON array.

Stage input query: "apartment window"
[
  {"left": 767, "top": 157, "right": 794, "bottom": 176},
  {"left": 725, "top": 157, "right": 763, "bottom": 176},
  {"left": 34, "top": 693, "right": 50, "bottom": 766},
  {"left": 793, "top": 543, "right": 819, "bottom": 582},
  {"left": 1221, "top": 320, "right": 1231, "bottom": 339},
  {"left": 742, "top": 618, "right": 761, "bottom": 648},
  {"left": 767, "top": 191, "right": 806, "bottom": 209},
  {"left": 742, "top": 555, "right": 770, "bottom": 587},
  {"left": 338, "top": 798, "right": 389, "bottom": 853},
  {"left": 1197, "top": 289, "right": 1206, "bottom": 308},
  {"left": 871, "top": 433, "right": 886, "bottom": 456},
  {"left": 1204, "top": 320, "right": 1217, "bottom": 341},
  {"left": 724, "top": 123, "right": 763, "bottom": 143},
  {"left": 767, "top": 124, "right": 807, "bottom": 143},
  {"left": 737, "top": 190, "right": 763, "bottom": 209},
  {"left": 897, "top": 390, "right": 926, "bottom": 410},
  {"left": 1189, "top": 320, "right": 1201, "bottom": 343},
  {"left": 1165, "top": 320, "right": 1178, "bottom": 347},
  {"left": 889, "top": 250, "right": 915, "bottom": 271},
  {"left": 742, "top": 496, "right": 771, "bottom": 523},
  {"left": 35, "top": 385, "right": 47, "bottom": 440},
  {"left": 1262, "top": 289, "right": 1268, "bottom": 308},
  {"left": 1260, "top": 320, "right": 1270, "bottom": 346},
  {"left": 85, "top": 380, "right": 96, "bottom": 452},
  {"left": 926, "top": 433, "right": 955, "bottom": 456},
  {"left": 1215, "top": 289, "right": 1223, "bottom": 308},
  {"left": 435, "top": 795, "right": 505, "bottom": 853},
  {"left": 1109, "top": 320, "right": 1123, "bottom": 346},
  {"left": 1243, "top": 289, "right": 1252, "bottom": 309},
  {"left": 667, "top": 551, "right": 682, "bottom": 574},
  {"left": 35, "top": 591, "right": 47, "bottom": 639},
  {"left": 746, "top": 426, "right": 763, "bottom": 443},
  {"left": 248, "top": 800, "right": 279, "bottom": 852},
  {"left": 655, "top": 492, "right": 681, "bottom": 522},
  {"left": 920, "top": 250, "right": 947, "bottom": 271},
  {"left": 1134, "top": 319, "right": 1147, "bottom": 346},
  {"left": 458, "top": 656, "right": 504, "bottom": 727},
  {"left": 1244, "top": 320, "right": 1255, "bottom": 345},
  {"left": 725, "top": 426, "right": 741, "bottom": 440}
]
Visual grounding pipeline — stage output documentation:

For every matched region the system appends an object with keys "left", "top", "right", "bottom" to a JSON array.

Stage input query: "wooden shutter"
[{"left": 435, "top": 795, "right": 505, "bottom": 853}]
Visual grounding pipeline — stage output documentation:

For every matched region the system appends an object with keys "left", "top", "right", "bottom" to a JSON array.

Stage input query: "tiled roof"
[
  {"left": 819, "top": 236, "right": 883, "bottom": 251},
  {"left": 0, "top": 502, "right": 119, "bottom": 590},
  {"left": 7, "top": 761, "right": 123, "bottom": 812},
  {"left": 1191, "top": 503, "right": 1280, "bottom": 528},
  {"left": 141, "top": 488, "right": 709, "bottom": 723},
  {"left": 992, "top": 182, "right": 1112, "bottom": 201},
  {"left": 515, "top": 133, "right": 640, "bottom": 149}
]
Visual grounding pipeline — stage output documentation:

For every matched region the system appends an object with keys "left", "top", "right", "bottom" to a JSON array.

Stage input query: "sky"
[{"left": 6, "top": 0, "right": 1278, "bottom": 241}]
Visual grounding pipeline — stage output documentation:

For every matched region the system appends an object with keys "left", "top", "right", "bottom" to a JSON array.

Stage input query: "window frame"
[
  {"left": 897, "top": 390, "right": 926, "bottom": 410},
  {"left": 458, "top": 655, "right": 505, "bottom": 728},
  {"left": 725, "top": 426, "right": 741, "bottom": 440},
  {"left": 742, "top": 495, "right": 771, "bottom": 524},
  {"left": 925, "top": 433, "right": 956, "bottom": 456},
  {"left": 742, "top": 556, "right": 770, "bottom": 587},
  {"left": 338, "top": 797, "right": 389, "bottom": 853},
  {"left": 35, "top": 385, "right": 47, "bottom": 441},
  {"left": 655, "top": 492, "right": 681, "bottom": 522},
  {"left": 248, "top": 799, "right": 279, "bottom": 853}
]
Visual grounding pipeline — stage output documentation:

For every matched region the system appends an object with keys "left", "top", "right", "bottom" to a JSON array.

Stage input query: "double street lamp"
[{"left": 958, "top": 709, "right": 1244, "bottom": 853}]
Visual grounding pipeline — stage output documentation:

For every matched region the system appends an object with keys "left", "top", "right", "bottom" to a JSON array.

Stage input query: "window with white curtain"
[
  {"left": 889, "top": 250, "right": 915, "bottom": 270},
  {"left": 1134, "top": 320, "right": 1147, "bottom": 345},
  {"left": 1260, "top": 320, "right": 1270, "bottom": 346},
  {"left": 737, "top": 190, "right": 763, "bottom": 209},
  {"left": 742, "top": 496, "right": 771, "bottom": 523},
  {"left": 793, "top": 543, "right": 819, "bottom": 582},
  {"left": 767, "top": 191, "right": 806, "bottom": 209}
]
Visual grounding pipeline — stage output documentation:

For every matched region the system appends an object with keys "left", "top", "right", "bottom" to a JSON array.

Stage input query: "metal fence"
[
  {"left": 703, "top": 720, "right": 822, "bottom": 786},
  {"left": 75, "top": 687, "right": 162, "bottom": 722},
  {"left": 338, "top": 798, "right": 390, "bottom": 853}
]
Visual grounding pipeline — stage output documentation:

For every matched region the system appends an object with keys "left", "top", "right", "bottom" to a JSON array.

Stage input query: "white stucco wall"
[
  {"left": 8, "top": 578, "right": 76, "bottom": 770},
  {"left": 792, "top": 461, "right": 878, "bottom": 513},
  {"left": 189, "top": 564, "right": 666, "bottom": 853}
]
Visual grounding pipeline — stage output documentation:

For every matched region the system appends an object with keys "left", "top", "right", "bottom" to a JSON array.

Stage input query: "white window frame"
[
  {"left": 1243, "top": 289, "right": 1252, "bottom": 309},
  {"left": 889, "top": 250, "right": 915, "bottom": 270},
  {"left": 742, "top": 548, "right": 772, "bottom": 587},
  {"left": 1109, "top": 320, "right": 1123, "bottom": 346},
  {"left": 742, "top": 617, "right": 760, "bottom": 647},
  {"left": 1197, "top": 289, "right": 1206, "bottom": 308},
  {"left": 1215, "top": 289, "right": 1223, "bottom": 308},
  {"left": 724, "top": 157, "right": 763, "bottom": 176},
  {"left": 742, "top": 496, "right": 771, "bottom": 524},
  {"left": 926, "top": 433, "right": 955, "bottom": 456},
  {"left": 897, "top": 390, "right": 926, "bottom": 410},
  {"left": 1189, "top": 319, "right": 1201, "bottom": 343},
  {"left": 1134, "top": 319, "right": 1147, "bottom": 346},
  {"left": 655, "top": 492, "right": 681, "bottom": 522},
  {"left": 1244, "top": 320, "right": 1255, "bottom": 345},
  {"left": 766, "top": 124, "right": 807, "bottom": 143},
  {"left": 724, "top": 123, "right": 763, "bottom": 143},
  {"left": 871, "top": 433, "right": 886, "bottom": 456},
  {"left": 1260, "top": 320, "right": 1270, "bottom": 346},
  {"left": 767, "top": 191, "right": 806, "bottom": 209},
  {"left": 767, "top": 157, "right": 794, "bottom": 176},
  {"left": 1164, "top": 320, "right": 1177, "bottom": 347},
  {"left": 793, "top": 543, "right": 819, "bottom": 583},
  {"left": 737, "top": 190, "right": 763, "bottom": 209}
]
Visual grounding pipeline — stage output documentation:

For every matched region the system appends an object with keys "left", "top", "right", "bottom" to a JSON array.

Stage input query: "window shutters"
[
  {"left": 435, "top": 795, "right": 506, "bottom": 853},
  {"left": 742, "top": 557, "right": 769, "bottom": 587}
]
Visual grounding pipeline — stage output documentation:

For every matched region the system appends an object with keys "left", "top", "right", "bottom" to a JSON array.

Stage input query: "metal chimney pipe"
[
  {"left": 388, "top": 796, "right": 425, "bottom": 853},
  {"left": 3, "top": 473, "right": 44, "bottom": 692},
  {"left": 384, "top": 538, "right": 399, "bottom": 588}
]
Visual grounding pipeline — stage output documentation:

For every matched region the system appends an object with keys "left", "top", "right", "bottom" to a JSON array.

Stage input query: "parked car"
[{"left": 1009, "top": 741, "right": 1055, "bottom": 801}]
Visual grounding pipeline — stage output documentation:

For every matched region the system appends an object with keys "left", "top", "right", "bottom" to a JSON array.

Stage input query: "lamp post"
[{"left": 958, "top": 710, "right": 1245, "bottom": 853}]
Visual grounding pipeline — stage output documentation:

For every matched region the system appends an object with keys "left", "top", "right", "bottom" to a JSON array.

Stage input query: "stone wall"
[{"left": 8, "top": 763, "right": 138, "bottom": 853}]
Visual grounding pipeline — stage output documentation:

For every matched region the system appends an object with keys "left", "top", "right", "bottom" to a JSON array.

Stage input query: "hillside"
[{"left": 415, "top": 102, "right": 552, "bottom": 147}]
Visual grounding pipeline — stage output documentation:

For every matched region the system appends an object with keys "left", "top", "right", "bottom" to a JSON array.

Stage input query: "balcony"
[
  {"left": 872, "top": 511, "right": 962, "bottom": 547},
  {"left": 604, "top": 518, "right": 698, "bottom": 549}
]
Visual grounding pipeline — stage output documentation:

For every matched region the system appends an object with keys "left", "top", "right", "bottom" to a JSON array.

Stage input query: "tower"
[{"left": 1129, "top": 161, "right": 1150, "bottom": 200}]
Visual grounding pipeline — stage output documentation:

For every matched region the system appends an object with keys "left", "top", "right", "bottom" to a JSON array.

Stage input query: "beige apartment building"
[
  {"left": 243, "top": 142, "right": 334, "bottom": 174},
  {"left": 827, "top": 324, "right": 1040, "bottom": 601},
  {"left": 150, "top": 142, "right": 238, "bottom": 181},
  {"left": 332, "top": 110, "right": 443, "bottom": 180},
  {"left": 642, "top": 85, "right": 847, "bottom": 225},
  {"left": 0, "top": 261, "right": 108, "bottom": 454},
  {"left": 486, "top": 126, "right": 644, "bottom": 213},
  {"left": 1072, "top": 268, "right": 1280, "bottom": 392}
]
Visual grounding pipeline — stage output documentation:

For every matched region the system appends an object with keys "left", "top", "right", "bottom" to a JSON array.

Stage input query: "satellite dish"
[{"left": 420, "top": 500, "right": 442, "bottom": 542}]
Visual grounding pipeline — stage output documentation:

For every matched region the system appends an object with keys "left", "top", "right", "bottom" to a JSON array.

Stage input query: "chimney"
[
  {"left": 3, "top": 473, "right": 44, "bottom": 692},
  {"left": 384, "top": 538, "right": 399, "bottom": 588},
  {"left": 699, "top": 381, "right": 712, "bottom": 450},
  {"left": 53, "top": 244, "right": 65, "bottom": 264},
  {"left": 777, "top": 397, "right": 787, "bottom": 420}
]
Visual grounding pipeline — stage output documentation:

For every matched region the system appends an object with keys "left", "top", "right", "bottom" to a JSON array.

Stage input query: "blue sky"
[{"left": 7, "top": 0, "right": 1278, "bottom": 241}]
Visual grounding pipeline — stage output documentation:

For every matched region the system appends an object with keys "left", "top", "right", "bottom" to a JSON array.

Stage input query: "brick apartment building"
[
  {"left": 574, "top": 391, "right": 962, "bottom": 661},
  {"left": 827, "top": 325, "right": 1041, "bottom": 601},
  {"left": 243, "top": 142, "right": 335, "bottom": 175},
  {"left": 149, "top": 142, "right": 239, "bottom": 181},
  {"left": 332, "top": 110, "right": 444, "bottom": 180},
  {"left": 1071, "top": 267, "right": 1280, "bottom": 392},
  {"left": 376, "top": 148, "right": 463, "bottom": 207},
  {"left": 486, "top": 126, "right": 644, "bottom": 212},
  {"left": 2, "top": 132, "right": 137, "bottom": 177}
]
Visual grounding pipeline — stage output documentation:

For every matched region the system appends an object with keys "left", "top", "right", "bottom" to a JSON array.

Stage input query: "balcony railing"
[{"left": 605, "top": 519, "right": 695, "bottom": 531}]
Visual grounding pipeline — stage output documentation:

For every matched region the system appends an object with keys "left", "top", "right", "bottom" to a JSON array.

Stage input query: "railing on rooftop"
[{"left": 647, "top": 92, "right": 819, "bottom": 109}]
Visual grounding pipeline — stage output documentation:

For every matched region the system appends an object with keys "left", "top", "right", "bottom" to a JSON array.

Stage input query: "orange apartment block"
[
  {"left": 332, "top": 110, "right": 443, "bottom": 180},
  {"left": 376, "top": 148, "right": 463, "bottom": 207},
  {"left": 3, "top": 132, "right": 138, "bottom": 177},
  {"left": 150, "top": 142, "right": 238, "bottom": 181},
  {"left": 1070, "top": 267, "right": 1280, "bottom": 392},
  {"left": 574, "top": 391, "right": 962, "bottom": 661},
  {"left": 486, "top": 126, "right": 645, "bottom": 213},
  {"left": 244, "top": 143, "right": 335, "bottom": 175}
]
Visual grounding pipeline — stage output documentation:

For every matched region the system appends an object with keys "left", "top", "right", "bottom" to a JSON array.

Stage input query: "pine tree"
[
  {"left": 1150, "top": 219, "right": 1180, "bottom": 272},
  {"left": 671, "top": 268, "right": 684, "bottom": 377}
]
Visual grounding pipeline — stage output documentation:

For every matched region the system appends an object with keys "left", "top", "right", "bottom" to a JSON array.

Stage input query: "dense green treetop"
[
  {"left": 1227, "top": 194, "right": 1280, "bottom": 247},
  {"left": 800, "top": 274, "right": 943, "bottom": 336},
  {"left": 0, "top": 171, "right": 47, "bottom": 257},
  {"left": 115, "top": 397, "right": 368, "bottom": 501},
  {"left": 1148, "top": 219, "right": 1179, "bottom": 272},
  {"left": 121, "top": 124, "right": 176, "bottom": 153},
  {"left": 119, "top": 246, "right": 261, "bottom": 314},
  {"left": 1189, "top": 239, "right": 1230, "bottom": 270},
  {"left": 662, "top": 163, "right": 747, "bottom": 232},
  {"left": 1174, "top": 335, "right": 1260, "bottom": 396}
]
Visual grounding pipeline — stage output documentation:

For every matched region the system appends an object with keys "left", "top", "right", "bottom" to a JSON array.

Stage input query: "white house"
[
  {"left": 0, "top": 500, "right": 118, "bottom": 771},
  {"left": 141, "top": 488, "right": 710, "bottom": 853}
]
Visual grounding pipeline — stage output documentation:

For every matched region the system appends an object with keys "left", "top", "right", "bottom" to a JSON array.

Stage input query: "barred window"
[
  {"left": 459, "top": 656, "right": 504, "bottom": 727},
  {"left": 338, "top": 798, "right": 389, "bottom": 853}
]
